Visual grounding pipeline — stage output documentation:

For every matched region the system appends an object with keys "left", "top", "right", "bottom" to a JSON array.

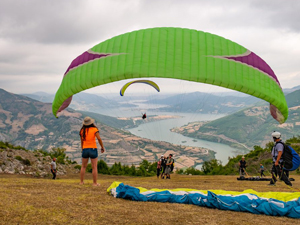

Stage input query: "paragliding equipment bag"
[{"left": 276, "top": 141, "right": 300, "bottom": 171}]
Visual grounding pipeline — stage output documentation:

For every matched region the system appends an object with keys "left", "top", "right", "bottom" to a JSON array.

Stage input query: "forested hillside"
[
  {"left": 178, "top": 136, "right": 300, "bottom": 176},
  {"left": 173, "top": 89, "right": 300, "bottom": 149}
]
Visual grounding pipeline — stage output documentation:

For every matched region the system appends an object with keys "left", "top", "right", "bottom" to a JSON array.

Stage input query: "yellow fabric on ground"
[{"left": 107, "top": 181, "right": 300, "bottom": 202}]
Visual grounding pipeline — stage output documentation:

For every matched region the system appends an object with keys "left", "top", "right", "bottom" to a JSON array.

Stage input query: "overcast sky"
[{"left": 0, "top": 0, "right": 300, "bottom": 95}]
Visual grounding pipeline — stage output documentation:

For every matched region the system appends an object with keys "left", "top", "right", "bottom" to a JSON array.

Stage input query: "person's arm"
[
  {"left": 95, "top": 132, "right": 105, "bottom": 153},
  {"left": 166, "top": 159, "right": 173, "bottom": 166},
  {"left": 51, "top": 163, "right": 54, "bottom": 172},
  {"left": 275, "top": 143, "right": 284, "bottom": 166},
  {"left": 79, "top": 130, "right": 83, "bottom": 150},
  {"left": 80, "top": 138, "right": 83, "bottom": 151},
  {"left": 275, "top": 151, "right": 283, "bottom": 166}
]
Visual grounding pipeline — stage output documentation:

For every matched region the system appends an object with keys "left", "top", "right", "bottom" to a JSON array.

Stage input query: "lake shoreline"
[{"left": 126, "top": 113, "right": 248, "bottom": 165}]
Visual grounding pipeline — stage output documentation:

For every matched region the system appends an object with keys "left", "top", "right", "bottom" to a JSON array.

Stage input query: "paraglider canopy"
[
  {"left": 52, "top": 27, "right": 288, "bottom": 123},
  {"left": 120, "top": 80, "right": 160, "bottom": 96}
]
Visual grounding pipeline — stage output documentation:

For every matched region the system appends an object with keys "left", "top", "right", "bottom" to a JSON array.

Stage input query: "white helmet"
[{"left": 272, "top": 131, "right": 281, "bottom": 139}]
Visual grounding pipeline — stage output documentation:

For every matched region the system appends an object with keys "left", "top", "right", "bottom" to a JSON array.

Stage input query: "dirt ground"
[{"left": 1, "top": 173, "right": 300, "bottom": 225}]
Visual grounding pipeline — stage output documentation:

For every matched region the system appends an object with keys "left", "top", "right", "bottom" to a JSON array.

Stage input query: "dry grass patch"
[{"left": 1, "top": 174, "right": 300, "bottom": 224}]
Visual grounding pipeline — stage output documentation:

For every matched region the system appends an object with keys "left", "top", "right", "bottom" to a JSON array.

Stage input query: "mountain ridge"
[
  {"left": 0, "top": 88, "right": 213, "bottom": 168},
  {"left": 172, "top": 89, "right": 300, "bottom": 149}
]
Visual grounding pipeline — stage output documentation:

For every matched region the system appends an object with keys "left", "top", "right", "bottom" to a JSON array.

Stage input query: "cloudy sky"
[{"left": 0, "top": 0, "right": 300, "bottom": 95}]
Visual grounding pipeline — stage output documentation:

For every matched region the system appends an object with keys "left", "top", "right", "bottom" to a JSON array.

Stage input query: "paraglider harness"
[
  {"left": 142, "top": 113, "right": 147, "bottom": 119},
  {"left": 269, "top": 141, "right": 299, "bottom": 187},
  {"left": 274, "top": 141, "right": 300, "bottom": 171}
]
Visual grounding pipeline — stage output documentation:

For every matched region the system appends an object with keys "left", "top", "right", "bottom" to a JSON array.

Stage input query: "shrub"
[
  {"left": 98, "top": 160, "right": 109, "bottom": 174},
  {"left": 14, "top": 155, "right": 31, "bottom": 165},
  {"left": 74, "top": 165, "right": 81, "bottom": 170},
  {"left": 15, "top": 156, "right": 23, "bottom": 161},
  {"left": 86, "top": 163, "right": 92, "bottom": 172},
  {"left": 0, "top": 141, "right": 26, "bottom": 150},
  {"left": 50, "top": 147, "right": 66, "bottom": 158},
  {"left": 23, "top": 159, "right": 31, "bottom": 166},
  {"left": 56, "top": 155, "right": 65, "bottom": 165}
]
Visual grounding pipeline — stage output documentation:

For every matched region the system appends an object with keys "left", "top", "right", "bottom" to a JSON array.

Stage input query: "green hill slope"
[
  {"left": 178, "top": 136, "right": 300, "bottom": 176},
  {"left": 173, "top": 89, "right": 300, "bottom": 149}
]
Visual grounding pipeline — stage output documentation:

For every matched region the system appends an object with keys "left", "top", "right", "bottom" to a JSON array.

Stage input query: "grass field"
[{"left": 1, "top": 173, "right": 300, "bottom": 224}]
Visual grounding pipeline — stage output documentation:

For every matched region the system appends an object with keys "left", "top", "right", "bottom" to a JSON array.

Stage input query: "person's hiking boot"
[{"left": 268, "top": 183, "right": 276, "bottom": 186}]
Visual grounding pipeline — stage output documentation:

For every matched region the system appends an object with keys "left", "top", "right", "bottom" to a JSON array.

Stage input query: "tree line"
[
  {"left": 78, "top": 159, "right": 158, "bottom": 177},
  {"left": 177, "top": 136, "right": 300, "bottom": 175}
]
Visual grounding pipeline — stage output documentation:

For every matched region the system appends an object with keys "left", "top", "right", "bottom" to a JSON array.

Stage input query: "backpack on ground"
[{"left": 276, "top": 141, "right": 300, "bottom": 171}]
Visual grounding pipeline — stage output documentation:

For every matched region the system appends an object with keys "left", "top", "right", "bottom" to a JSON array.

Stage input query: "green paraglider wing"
[
  {"left": 52, "top": 27, "right": 288, "bottom": 123},
  {"left": 120, "top": 80, "right": 160, "bottom": 96}
]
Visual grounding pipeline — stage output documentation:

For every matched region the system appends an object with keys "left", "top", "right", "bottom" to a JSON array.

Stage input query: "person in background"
[
  {"left": 156, "top": 155, "right": 164, "bottom": 178},
  {"left": 170, "top": 156, "right": 175, "bottom": 172},
  {"left": 165, "top": 154, "right": 174, "bottom": 179},
  {"left": 79, "top": 117, "right": 105, "bottom": 186},
  {"left": 239, "top": 156, "right": 247, "bottom": 177},
  {"left": 50, "top": 158, "right": 57, "bottom": 180},
  {"left": 161, "top": 155, "right": 167, "bottom": 179},
  {"left": 269, "top": 131, "right": 292, "bottom": 186},
  {"left": 260, "top": 164, "right": 266, "bottom": 178}
]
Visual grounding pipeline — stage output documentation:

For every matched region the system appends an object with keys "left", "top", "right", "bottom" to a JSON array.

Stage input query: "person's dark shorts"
[{"left": 82, "top": 148, "right": 98, "bottom": 159}]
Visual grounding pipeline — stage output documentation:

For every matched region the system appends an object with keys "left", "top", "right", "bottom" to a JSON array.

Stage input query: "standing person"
[
  {"left": 50, "top": 158, "right": 57, "bottom": 180},
  {"left": 161, "top": 155, "right": 167, "bottom": 179},
  {"left": 79, "top": 117, "right": 105, "bottom": 186},
  {"left": 260, "top": 164, "right": 266, "bottom": 178},
  {"left": 156, "top": 155, "right": 163, "bottom": 178},
  {"left": 165, "top": 154, "right": 174, "bottom": 179},
  {"left": 269, "top": 131, "right": 292, "bottom": 186},
  {"left": 239, "top": 156, "right": 247, "bottom": 177}
]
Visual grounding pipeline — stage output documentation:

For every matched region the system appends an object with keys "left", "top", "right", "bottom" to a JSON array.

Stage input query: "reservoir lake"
[{"left": 95, "top": 104, "right": 248, "bottom": 166}]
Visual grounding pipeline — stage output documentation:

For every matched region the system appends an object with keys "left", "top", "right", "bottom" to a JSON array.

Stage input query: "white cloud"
[{"left": 0, "top": 0, "right": 299, "bottom": 94}]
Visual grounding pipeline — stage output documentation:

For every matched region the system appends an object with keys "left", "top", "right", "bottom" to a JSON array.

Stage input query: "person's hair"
[{"left": 79, "top": 123, "right": 97, "bottom": 141}]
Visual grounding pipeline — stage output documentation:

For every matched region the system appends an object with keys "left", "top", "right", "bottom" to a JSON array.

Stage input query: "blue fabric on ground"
[{"left": 112, "top": 183, "right": 300, "bottom": 218}]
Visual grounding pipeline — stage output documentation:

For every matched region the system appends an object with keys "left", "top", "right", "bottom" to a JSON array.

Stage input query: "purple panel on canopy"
[
  {"left": 225, "top": 52, "right": 280, "bottom": 86},
  {"left": 57, "top": 96, "right": 72, "bottom": 113},
  {"left": 56, "top": 51, "right": 111, "bottom": 115},
  {"left": 64, "top": 51, "right": 111, "bottom": 76}
]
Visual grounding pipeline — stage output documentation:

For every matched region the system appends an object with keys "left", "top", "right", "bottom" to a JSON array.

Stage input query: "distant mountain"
[
  {"left": 22, "top": 92, "right": 135, "bottom": 111},
  {"left": 0, "top": 88, "right": 213, "bottom": 166},
  {"left": 152, "top": 92, "right": 260, "bottom": 114},
  {"left": 0, "top": 88, "right": 85, "bottom": 151},
  {"left": 23, "top": 92, "right": 54, "bottom": 103},
  {"left": 283, "top": 85, "right": 300, "bottom": 94},
  {"left": 172, "top": 89, "right": 300, "bottom": 149}
]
